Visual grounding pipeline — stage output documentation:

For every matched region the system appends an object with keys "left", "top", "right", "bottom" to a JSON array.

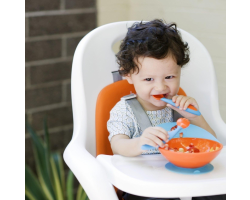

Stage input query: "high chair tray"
[{"left": 96, "top": 147, "right": 226, "bottom": 198}]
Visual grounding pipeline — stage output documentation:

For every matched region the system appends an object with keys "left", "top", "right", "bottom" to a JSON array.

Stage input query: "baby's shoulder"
[
  {"left": 110, "top": 99, "right": 136, "bottom": 117},
  {"left": 111, "top": 99, "right": 130, "bottom": 112}
]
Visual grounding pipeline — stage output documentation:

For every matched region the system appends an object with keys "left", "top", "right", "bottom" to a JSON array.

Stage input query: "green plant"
[{"left": 25, "top": 119, "right": 89, "bottom": 200}]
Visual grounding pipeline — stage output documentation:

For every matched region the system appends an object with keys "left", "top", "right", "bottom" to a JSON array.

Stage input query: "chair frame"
[{"left": 63, "top": 21, "right": 226, "bottom": 200}]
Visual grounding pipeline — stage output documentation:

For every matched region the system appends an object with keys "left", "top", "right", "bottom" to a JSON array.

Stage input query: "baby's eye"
[
  {"left": 165, "top": 76, "right": 174, "bottom": 79},
  {"left": 145, "top": 78, "right": 154, "bottom": 81}
]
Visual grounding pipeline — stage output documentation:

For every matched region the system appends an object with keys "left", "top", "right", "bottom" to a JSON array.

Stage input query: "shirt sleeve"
[{"left": 107, "top": 100, "right": 135, "bottom": 141}]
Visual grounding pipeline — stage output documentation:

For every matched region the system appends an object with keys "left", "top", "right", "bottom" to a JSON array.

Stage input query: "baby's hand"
[
  {"left": 139, "top": 127, "right": 169, "bottom": 149},
  {"left": 168, "top": 95, "right": 200, "bottom": 119}
]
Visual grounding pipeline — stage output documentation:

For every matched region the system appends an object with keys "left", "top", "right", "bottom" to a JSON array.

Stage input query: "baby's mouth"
[
  {"left": 163, "top": 93, "right": 168, "bottom": 98},
  {"left": 152, "top": 93, "right": 169, "bottom": 99}
]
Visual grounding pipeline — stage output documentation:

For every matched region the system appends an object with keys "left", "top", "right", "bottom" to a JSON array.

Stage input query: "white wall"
[{"left": 97, "top": 0, "right": 226, "bottom": 122}]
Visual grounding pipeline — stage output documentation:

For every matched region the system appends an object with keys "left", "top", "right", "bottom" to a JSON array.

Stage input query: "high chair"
[{"left": 63, "top": 21, "right": 226, "bottom": 200}]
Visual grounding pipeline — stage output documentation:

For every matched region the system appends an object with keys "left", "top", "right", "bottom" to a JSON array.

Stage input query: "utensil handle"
[
  {"left": 141, "top": 144, "right": 158, "bottom": 151},
  {"left": 168, "top": 126, "right": 182, "bottom": 139},
  {"left": 160, "top": 98, "right": 201, "bottom": 116}
]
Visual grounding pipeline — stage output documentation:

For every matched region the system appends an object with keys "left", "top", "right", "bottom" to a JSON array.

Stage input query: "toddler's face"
[{"left": 125, "top": 56, "right": 181, "bottom": 111}]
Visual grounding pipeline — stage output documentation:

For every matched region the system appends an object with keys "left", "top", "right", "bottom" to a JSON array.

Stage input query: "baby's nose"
[{"left": 155, "top": 83, "right": 166, "bottom": 91}]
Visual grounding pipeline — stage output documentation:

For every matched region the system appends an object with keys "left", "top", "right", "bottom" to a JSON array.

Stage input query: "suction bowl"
[{"left": 159, "top": 138, "right": 223, "bottom": 168}]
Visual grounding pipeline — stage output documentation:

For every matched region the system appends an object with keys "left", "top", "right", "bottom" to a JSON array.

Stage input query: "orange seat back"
[{"left": 95, "top": 79, "right": 186, "bottom": 156}]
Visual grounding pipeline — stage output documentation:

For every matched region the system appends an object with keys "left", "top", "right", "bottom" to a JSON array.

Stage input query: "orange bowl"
[{"left": 159, "top": 138, "right": 223, "bottom": 168}]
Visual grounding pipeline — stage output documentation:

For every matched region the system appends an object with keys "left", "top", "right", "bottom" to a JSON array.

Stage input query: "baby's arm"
[
  {"left": 110, "top": 135, "right": 142, "bottom": 156},
  {"left": 188, "top": 115, "right": 216, "bottom": 137},
  {"left": 168, "top": 95, "right": 216, "bottom": 137},
  {"left": 110, "top": 127, "right": 169, "bottom": 157}
]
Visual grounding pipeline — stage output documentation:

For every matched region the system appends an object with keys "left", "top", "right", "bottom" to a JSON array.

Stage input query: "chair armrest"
[{"left": 63, "top": 139, "right": 118, "bottom": 200}]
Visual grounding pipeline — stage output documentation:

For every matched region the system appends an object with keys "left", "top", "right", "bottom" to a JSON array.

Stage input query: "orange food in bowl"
[{"left": 159, "top": 138, "right": 223, "bottom": 168}]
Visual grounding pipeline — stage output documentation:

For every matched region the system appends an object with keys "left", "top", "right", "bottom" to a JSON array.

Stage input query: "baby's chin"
[{"left": 150, "top": 100, "right": 167, "bottom": 108}]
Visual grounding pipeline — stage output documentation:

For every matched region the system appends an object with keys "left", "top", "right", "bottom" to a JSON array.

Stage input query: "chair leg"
[{"left": 180, "top": 197, "right": 192, "bottom": 200}]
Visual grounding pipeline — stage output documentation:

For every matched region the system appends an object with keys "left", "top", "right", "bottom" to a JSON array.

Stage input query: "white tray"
[{"left": 96, "top": 147, "right": 226, "bottom": 198}]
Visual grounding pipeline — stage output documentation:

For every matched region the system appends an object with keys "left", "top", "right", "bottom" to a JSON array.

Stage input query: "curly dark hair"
[{"left": 116, "top": 19, "right": 190, "bottom": 76}]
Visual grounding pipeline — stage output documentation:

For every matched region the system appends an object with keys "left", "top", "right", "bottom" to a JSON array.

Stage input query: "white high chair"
[{"left": 63, "top": 21, "right": 226, "bottom": 200}]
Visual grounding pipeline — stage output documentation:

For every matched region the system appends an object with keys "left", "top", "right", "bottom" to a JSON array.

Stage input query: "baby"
[
  {"left": 108, "top": 19, "right": 216, "bottom": 157},
  {"left": 107, "top": 19, "right": 225, "bottom": 200}
]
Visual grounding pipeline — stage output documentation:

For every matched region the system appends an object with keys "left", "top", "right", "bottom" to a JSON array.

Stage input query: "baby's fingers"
[
  {"left": 179, "top": 97, "right": 192, "bottom": 110},
  {"left": 142, "top": 138, "right": 160, "bottom": 148},
  {"left": 145, "top": 133, "right": 166, "bottom": 148},
  {"left": 151, "top": 128, "right": 169, "bottom": 145},
  {"left": 183, "top": 98, "right": 199, "bottom": 110},
  {"left": 172, "top": 95, "right": 178, "bottom": 103},
  {"left": 173, "top": 95, "right": 185, "bottom": 107},
  {"left": 153, "top": 127, "right": 169, "bottom": 140}
]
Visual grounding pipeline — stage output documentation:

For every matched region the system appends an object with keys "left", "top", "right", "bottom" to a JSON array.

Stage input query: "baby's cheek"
[
  {"left": 140, "top": 87, "right": 151, "bottom": 96},
  {"left": 175, "top": 84, "right": 180, "bottom": 92},
  {"left": 137, "top": 89, "right": 149, "bottom": 99}
]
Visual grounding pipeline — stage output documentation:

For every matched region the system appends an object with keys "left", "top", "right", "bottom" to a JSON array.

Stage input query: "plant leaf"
[
  {"left": 25, "top": 189, "right": 37, "bottom": 200},
  {"left": 66, "top": 170, "right": 74, "bottom": 200},
  {"left": 33, "top": 146, "right": 55, "bottom": 200},
  {"left": 77, "top": 185, "right": 88, "bottom": 200},
  {"left": 52, "top": 152, "right": 66, "bottom": 198},
  {"left": 76, "top": 184, "right": 83, "bottom": 200},
  {"left": 43, "top": 117, "right": 52, "bottom": 179},
  {"left": 25, "top": 195, "right": 31, "bottom": 200},
  {"left": 50, "top": 153, "right": 64, "bottom": 200},
  {"left": 25, "top": 165, "right": 47, "bottom": 200},
  {"left": 81, "top": 189, "right": 88, "bottom": 200},
  {"left": 26, "top": 120, "right": 45, "bottom": 156},
  {"left": 26, "top": 120, "right": 55, "bottom": 200}
]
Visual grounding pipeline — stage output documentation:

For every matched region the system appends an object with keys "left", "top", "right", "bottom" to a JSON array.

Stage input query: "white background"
[{"left": 1, "top": 0, "right": 248, "bottom": 199}]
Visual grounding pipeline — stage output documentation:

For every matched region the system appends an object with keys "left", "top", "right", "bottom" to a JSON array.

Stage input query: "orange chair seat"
[{"left": 95, "top": 79, "right": 186, "bottom": 156}]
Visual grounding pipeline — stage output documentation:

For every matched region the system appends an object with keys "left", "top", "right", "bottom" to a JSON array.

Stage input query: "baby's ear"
[
  {"left": 120, "top": 67, "right": 133, "bottom": 84},
  {"left": 125, "top": 74, "right": 133, "bottom": 84}
]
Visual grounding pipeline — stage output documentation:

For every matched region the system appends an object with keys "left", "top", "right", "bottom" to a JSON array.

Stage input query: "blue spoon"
[{"left": 153, "top": 94, "right": 201, "bottom": 116}]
